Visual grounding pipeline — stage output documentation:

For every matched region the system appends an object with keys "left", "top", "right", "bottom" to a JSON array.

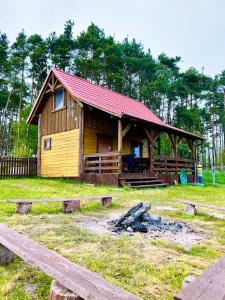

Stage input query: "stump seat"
[
  {"left": 7, "top": 194, "right": 118, "bottom": 214},
  {"left": 0, "top": 224, "right": 139, "bottom": 300}
]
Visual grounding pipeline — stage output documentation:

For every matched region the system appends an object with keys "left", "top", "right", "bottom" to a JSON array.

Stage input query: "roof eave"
[{"left": 122, "top": 114, "right": 204, "bottom": 141}]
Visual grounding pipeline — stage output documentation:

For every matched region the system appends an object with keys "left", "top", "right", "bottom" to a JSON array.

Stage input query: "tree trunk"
[{"left": 17, "top": 71, "right": 24, "bottom": 146}]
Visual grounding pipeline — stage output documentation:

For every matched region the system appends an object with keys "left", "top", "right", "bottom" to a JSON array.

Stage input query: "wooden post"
[
  {"left": 49, "top": 280, "right": 82, "bottom": 300},
  {"left": 187, "top": 138, "right": 197, "bottom": 182},
  {"left": 0, "top": 244, "right": 13, "bottom": 265},
  {"left": 78, "top": 106, "right": 84, "bottom": 177},
  {"left": 37, "top": 114, "right": 42, "bottom": 176},
  {"left": 142, "top": 127, "right": 159, "bottom": 174},
  {"left": 101, "top": 197, "right": 112, "bottom": 207},
  {"left": 16, "top": 202, "right": 32, "bottom": 214},
  {"left": 158, "top": 136, "right": 161, "bottom": 156},
  {"left": 168, "top": 134, "right": 182, "bottom": 178},
  {"left": 118, "top": 119, "right": 122, "bottom": 173},
  {"left": 185, "top": 204, "right": 197, "bottom": 215},
  {"left": 62, "top": 200, "right": 80, "bottom": 213}
]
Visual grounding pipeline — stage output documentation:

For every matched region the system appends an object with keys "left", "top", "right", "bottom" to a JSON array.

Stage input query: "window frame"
[
  {"left": 43, "top": 138, "right": 52, "bottom": 150},
  {"left": 53, "top": 88, "right": 65, "bottom": 111},
  {"left": 131, "top": 142, "right": 142, "bottom": 158}
]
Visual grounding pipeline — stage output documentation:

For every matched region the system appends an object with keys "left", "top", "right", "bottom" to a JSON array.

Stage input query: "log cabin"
[{"left": 27, "top": 67, "right": 204, "bottom": 187}]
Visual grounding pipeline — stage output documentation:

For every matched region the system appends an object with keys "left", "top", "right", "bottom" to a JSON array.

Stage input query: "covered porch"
[{"left": 81, "top": 115, "right": 200, "bottom": 187}]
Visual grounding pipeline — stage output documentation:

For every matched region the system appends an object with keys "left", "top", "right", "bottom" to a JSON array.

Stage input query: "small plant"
[{"left": 10, "top": 144, "right": 33, "bottom": 158}]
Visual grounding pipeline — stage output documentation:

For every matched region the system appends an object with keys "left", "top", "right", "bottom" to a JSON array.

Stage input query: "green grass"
[{"left": 0, "top": 171, "right": 225, "bottom": 299}]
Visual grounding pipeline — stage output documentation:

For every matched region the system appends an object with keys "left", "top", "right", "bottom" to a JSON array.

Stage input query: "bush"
[{"left": 10, "top": 144, "right": 33, "bottom": 157}]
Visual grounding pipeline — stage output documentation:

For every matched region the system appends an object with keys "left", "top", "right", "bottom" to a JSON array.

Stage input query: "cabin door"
[{"left": 97, "top": 134, "right": 113, "bottom": 153}]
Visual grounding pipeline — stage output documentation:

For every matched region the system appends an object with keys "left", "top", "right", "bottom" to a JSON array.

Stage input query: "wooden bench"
[
  {"left": 175, "top": 255, "right": 225, "bottom": 300},
  {"left": 7, "top": 194, "right": 119, "bottom": 214},
  {"left": 177, "top": 199, "right": 225, "bottom": 216},
  {"left": 0, "top": 224, "right": 139, "bottom": 300}
]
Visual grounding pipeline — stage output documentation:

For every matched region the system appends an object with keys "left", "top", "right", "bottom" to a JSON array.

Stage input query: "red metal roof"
[{"left": 28, "top": 67, "right": 203, "bottom": 140}]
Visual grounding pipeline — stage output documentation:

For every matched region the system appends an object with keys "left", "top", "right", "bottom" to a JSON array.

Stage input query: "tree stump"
[
  {"left": 16, "top": 202, "right": 32, "bottom": 214},
  {"left": 101, "top": 197, "right": 112, "bottom": 207},
  {"left": 0, "top": 244, "right": 13, "bottom": 265},
  {"left": 49, "top": 280, "right": 83, "bottom": 300},
  {"left": 62, "top": 200, "right": 80, "bottom": 213},
  {"left": 185, "top": 204, "right": 197, "bottom": 215}
]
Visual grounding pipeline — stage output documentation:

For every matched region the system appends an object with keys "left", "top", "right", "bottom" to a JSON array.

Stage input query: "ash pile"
[{"left": 111, "top": 202, "right": 183, "bottom": 233}]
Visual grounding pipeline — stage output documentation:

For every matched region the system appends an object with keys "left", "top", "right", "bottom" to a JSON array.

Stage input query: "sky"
[{"left": 1, "top": 0, "right": 225, "bottom": 76}]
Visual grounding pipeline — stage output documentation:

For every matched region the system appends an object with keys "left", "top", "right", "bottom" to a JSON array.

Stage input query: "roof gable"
[{"left": 27, "top": 67, "right": 203, "bottom": 140}]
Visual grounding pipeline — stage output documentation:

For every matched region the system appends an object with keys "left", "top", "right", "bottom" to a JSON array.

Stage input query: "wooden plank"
[
  {"left": 84, "top": 166, "right": 119, "bottom": 171},
  {"left": 154, "top": 168, "right": 193, "bottom": 172},
  {"left": 176, "top": 199, "right": 225, "bottom": 212},
  {"left": 85, "top": 159, "right": 120, "bottom": 165},
  {"left": 0, "top": 224, "right": 139, "bottom": 300},
  {"left": 84, "top": 152, "right": 120, "bottom": 158},
  {"left": 7, "top": 194, "right": 119, "bottom": 204},
  {"left": 175, "top": 255, "right": 225, "bottom": 300}
]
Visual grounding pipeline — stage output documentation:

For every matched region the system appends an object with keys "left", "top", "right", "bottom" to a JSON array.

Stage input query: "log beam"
[
  {"left": 122, "top": 123, "right": 132, "bottom": 138},
  {"left": 142, "top": 126, "right": 160, "bottom": 174}
]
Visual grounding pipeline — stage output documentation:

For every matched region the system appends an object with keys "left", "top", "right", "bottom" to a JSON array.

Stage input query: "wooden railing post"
[
  {"left": 37, "top": 114, "right": 42, "bottom": 176},
  {"left": 118, "top": 119, "right": 122, "bottom": 174}
]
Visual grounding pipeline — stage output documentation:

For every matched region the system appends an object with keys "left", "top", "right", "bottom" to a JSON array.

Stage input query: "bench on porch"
[
  {"left": 7, "top": 194, "right": 119, "bottom": 214},
  {"left": 0, "top": 224, "right": 139, "bottom": 300},
  {"left": 174, "top": 254, "right": 225, "bottom": 300},
  {"left": 177, "top": 199, "right": 225, "bottom": 216}
]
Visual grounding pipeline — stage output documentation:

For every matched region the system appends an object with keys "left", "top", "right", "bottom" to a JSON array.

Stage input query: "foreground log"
[{"left": 0, "top": 244, "right": 13, "bottom": 265}]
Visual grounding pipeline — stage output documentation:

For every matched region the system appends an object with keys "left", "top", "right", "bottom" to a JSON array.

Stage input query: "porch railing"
[
  {"left": 153, "top": 156, "right": 195, "bottom": 173},
  {"left": 83, "top": 153, "right": 195, "bottom": 174},
  {"left": 83, "top": 151, "right": 121, "bottom": 174}
]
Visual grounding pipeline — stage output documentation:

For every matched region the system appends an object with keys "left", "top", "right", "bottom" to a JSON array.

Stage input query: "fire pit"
[{"left": 110, "top": 202, "right": 183, "bottom": 233}]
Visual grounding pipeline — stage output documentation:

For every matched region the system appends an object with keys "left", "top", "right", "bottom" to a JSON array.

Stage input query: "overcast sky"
[{"left": 1, "top": 0, "right": 225, "bottom": 76}]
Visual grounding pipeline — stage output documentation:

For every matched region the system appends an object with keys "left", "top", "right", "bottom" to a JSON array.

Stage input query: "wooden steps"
[{"left": 119, "top": 175, "right": 168, "bottom": 188}]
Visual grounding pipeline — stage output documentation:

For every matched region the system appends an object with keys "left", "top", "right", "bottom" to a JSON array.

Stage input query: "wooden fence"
[{"left": 0, "top": 157, "right": 37, "bottom": 179}]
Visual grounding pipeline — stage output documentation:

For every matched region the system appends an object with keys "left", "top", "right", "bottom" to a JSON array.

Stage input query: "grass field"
[{"left": 0, "top": 170, "right": 225, "bottom": 299}]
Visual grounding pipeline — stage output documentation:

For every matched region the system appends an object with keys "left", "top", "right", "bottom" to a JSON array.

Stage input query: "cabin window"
[
  {"left": 54, "top": 88, "right": 64, "bottom": 110},
  {"left": 132, "top": 143, "right": 142, "bottom": 158},
  {"left": 43, "top": 138, "right": 51, "bottom": 150}
]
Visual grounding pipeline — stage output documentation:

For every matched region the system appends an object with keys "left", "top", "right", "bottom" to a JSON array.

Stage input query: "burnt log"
[
  {"left": 122, "top": 204, "right": 151, "bottom": 228},
  {"left": 115, "top": 202, "right": 144, "bottom": 227},
  {"left": 131, "top": 222, "right": 149, "bottom": 233},
  {"left": 142, "top": 213, "right": 161, "bottom": 223}
]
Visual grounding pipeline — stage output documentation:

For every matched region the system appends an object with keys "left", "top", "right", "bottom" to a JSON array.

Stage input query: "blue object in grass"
[{"left": 180, "top": 171, "right": 188, "bottom": 184}]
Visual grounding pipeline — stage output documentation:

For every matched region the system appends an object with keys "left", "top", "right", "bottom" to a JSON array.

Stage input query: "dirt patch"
[{"left": 73, "top": 211, "right": 202, "bottom": 249}]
